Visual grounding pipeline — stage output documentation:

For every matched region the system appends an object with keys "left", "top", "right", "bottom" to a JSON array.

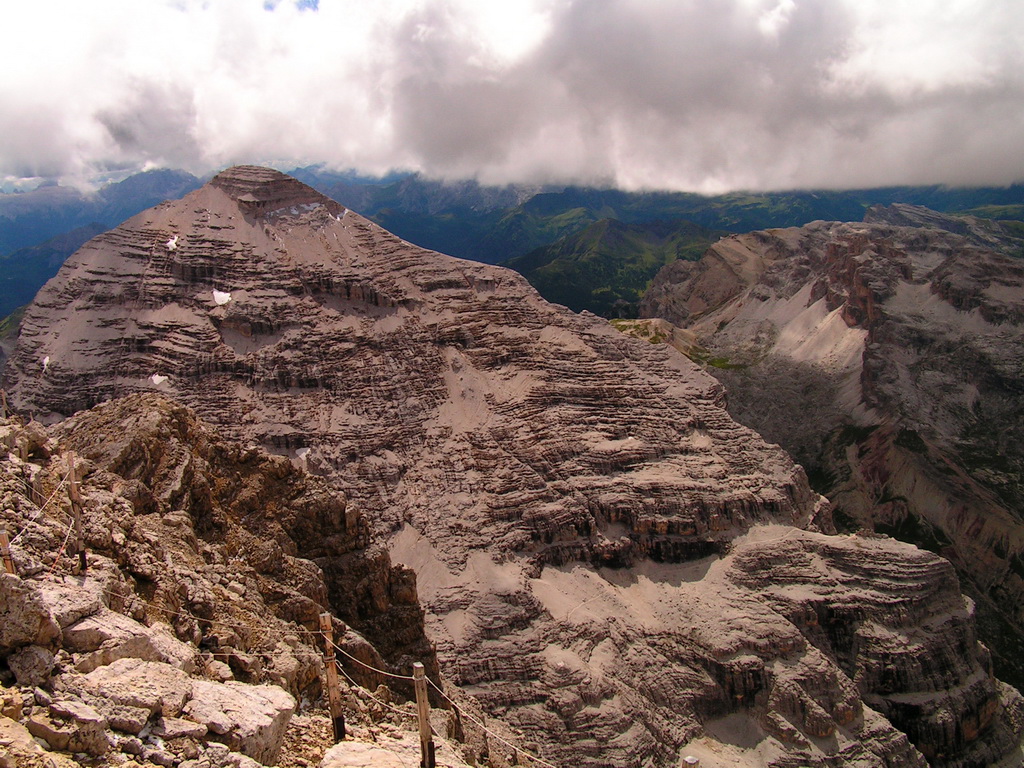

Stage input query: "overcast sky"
[{"left": 4, "top": 0, "right": 1023, "bottom": 192}]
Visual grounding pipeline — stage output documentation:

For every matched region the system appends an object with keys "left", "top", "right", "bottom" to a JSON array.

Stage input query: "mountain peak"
[{"left": 210, "top": 164, "right": 340, "bottom": 216}]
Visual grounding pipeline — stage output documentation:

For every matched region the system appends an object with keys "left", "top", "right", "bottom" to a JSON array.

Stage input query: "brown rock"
[
  {"left": 79, "top": 657, "right": 192, "bottom": 717},
  {"left": 0, "top": 715, "right": 79, "bottom": 768},
  {"left": 183, "top": 679, "right": 295, "bottom": 764},
  {"left": 26, "top": 700, "right": 110, "bottom": 756},
  {"left": 4, "top": 169, "right": 1020, "bottom": 768},
  {"left": 0, "top": 574, "right": 61, "bottom": 653},
  {"left": 8, "top": 644, "right": 54, "bottom": 686},
  {"left": 639, "top": 207, "right": 1024, "bottom": 699}
]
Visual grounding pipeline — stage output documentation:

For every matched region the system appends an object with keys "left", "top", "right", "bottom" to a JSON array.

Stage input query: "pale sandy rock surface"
[{"left": 184, "top": 680, "right": 295, "bottom": 763}]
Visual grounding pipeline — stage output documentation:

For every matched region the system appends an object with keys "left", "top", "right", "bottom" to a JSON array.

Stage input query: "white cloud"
[{"left": 2, "top": 0, "right": 1022, "bottom": 190}]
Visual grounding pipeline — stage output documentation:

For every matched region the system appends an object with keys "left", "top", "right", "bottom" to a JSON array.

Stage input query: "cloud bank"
[{"left": 4, "top": 0, "right": 1023, "bottom": 191}]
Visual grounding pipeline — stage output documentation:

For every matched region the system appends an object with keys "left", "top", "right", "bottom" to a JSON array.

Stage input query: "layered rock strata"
[
  {"left": 640, "top": 205, "right": 1024, "bottom": 691},
  {"left": 4, "top": 171, "right": 1022, "bottom": 766}
]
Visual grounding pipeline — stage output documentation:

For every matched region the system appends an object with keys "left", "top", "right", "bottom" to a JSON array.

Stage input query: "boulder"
[
  {"left": 69, "top": 611, "right": 198, "bottom": 673},
  {"left": 0, "top": 714, "right": 79, "bottom": 768},
  {"left": 0, "top": 689, "right": 22, "bottom": 720},
  {"left": 26, "top": 700, "right": 110, "bottom": 756},
  {"left": 63, "top": 607, "right": 144, "bottom": 653},
  {"left": 153, "top": 715, "right": 208, "bottom": 740},
  {"left": 7, "top": 644, "right": 55, "bottom": 686},
  {"left": 0, "top": 573, "right": 61, "bottom": 652},
  {"left": 34, "top": 578, "right": 104, "bottom": 629},
  {"left": 320, "top": 742, "right": 410, "bottom": 768},
  {"left": 79, "top": 657, "right": 192, "bottom": 717},
  {"left": 83, "top": 696, "right": 151, "bottom": 735},
  {"left": 183, "top": 679, "right": 295, "bottom": 764}
]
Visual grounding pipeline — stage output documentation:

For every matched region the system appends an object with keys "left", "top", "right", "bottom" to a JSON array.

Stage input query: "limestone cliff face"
[
  {"left": 640, "top": 205, "right": 1024, "bottom": 693},
  {"left": 4, "top": 174, "right": 1022, "bottom": 766}
]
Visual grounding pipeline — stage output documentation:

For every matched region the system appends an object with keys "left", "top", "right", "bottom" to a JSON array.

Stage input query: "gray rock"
[
  {"left": 64, "top": 607, "right": 145, "bottom": 653},
  {"left": 320, "top": 742, "right": 410, "bottom": 768},
  {"left": 83, "top": 694, "right": 152, "bottom": 734},
  {"left": 33, "top": 687, "right": 53, "bottom": 707},
  {"left": 8, "top": 643, "right": 55, "bottom": 686},
  {"left": 224, "top": 753, "right": 265, "bottom": 768},
  {"left": 0, "top": 573, "right": 61, "bottom": 652},
  {"left": 0, "top": 715, "right": 78, "bottom": 768},
  {"left": 117, "top": 734, "right": 145, "bottom": 755},
  {"left": 79, "top": 657, "right": 192, "bottom": 717},
  {"left": 26, "top": 700, "right": 110, "bottom": 756},
  {"left": 640, "top": 210, "right": 1024, "bottom": 697},
  {"left": 206, "top": 659, "right": 234, "bottom": 681},
  {"left": 7, "top": 168, "right": 1024, "bottom": 768},
  {"left": 34, "top": 579, "right": 104, "bottom": 629},
  {"left": 183, "top": 679, "right": 295, "bottom": 764},
  {"left": 153, "top": 715, "right": 208, "bottom": 740},
  {"left": 144, "top": 746, "right": 177, "bottom": 766},
  {"left": 69, "top": 611, "right": 199, "bottom": 673},
  {"left": 0, "top": 689, "right": 22, "bottom": 719}
]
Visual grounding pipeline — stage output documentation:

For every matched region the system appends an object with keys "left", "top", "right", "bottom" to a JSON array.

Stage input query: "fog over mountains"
[
  {"left": 2, "top": 2, "right": 1024, "bottom": 765},
  {"left": 4, "top": 0, "right": 1023, "bottom": 191}
]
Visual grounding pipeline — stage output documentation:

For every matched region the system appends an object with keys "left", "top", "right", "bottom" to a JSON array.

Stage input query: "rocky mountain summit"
[
  {"left": 640, "top": 204, "right": 1024, "bottom": 691},
  {"left": 4, "top": 170, "right": 1024, "bottom": 767}
]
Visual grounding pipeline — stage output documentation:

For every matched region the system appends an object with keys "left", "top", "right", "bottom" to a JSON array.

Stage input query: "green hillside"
[{"left": 504, "top": 218, "right": 724, "bottom": 317}]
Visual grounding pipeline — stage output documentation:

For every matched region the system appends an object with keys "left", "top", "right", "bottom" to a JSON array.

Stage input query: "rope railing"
[
  {"left": 426, "top": 678, "right": 560, "bottom": 768},
  {"left": 330, "top": 638, "right": 415, "bottom": 681},
  {"left": 47, "top": 517, "right": 77, "bottom": 576},
  {"left": 8, "top": 468, "right": 73, "bottom": 544},
  {"left": 335, "top": 660, "right": 417, "bottom": 721}
]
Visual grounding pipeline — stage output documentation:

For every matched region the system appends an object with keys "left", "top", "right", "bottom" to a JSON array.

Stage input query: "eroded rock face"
[
  {"left": 3, "top": 172, "right": 1021, "bottom": 766},
  {"left": 640, "top": 205, "right": 1024, "bottom": 693},
  {"left": 0, "top": 407, "right": 431, "bottom": 766}
]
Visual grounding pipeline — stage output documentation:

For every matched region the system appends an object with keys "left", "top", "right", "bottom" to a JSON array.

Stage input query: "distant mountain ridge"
[
  {"left": 3, "top": 165, "right": 1024, "bottom": 323},
  {"left": 0, "top": 224, "right": 108, "bottom": 318},
  {"left": 0, "top": 169, "right": 201, "bottom": 256},
  {"left": 0, "top": 170, "right": 202, "bottom": 317}
]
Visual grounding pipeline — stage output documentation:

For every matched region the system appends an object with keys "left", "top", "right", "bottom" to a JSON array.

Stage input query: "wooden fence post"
[
  {"left": 413, "top": 662, "right": 436, "bottom": 768},
  {"left": 0, "top": 528, "right": 15, "bottom": 575},
  {"left": 319, "top": 612, "right": 346, "bottom": 742},
  {"left": 67, "top": 452, "right": 87, "bottom": 574}
]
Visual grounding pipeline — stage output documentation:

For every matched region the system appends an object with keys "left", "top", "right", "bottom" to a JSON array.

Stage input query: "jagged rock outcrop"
[
  {"left": 0, "top": 404, "right": 437, "bottom": 766},
  {"left": 639, "top": 204, "right": 1024, "bottom": 694},
  {"left": 3, "top": 173, "right": 1022, "bottom": 766}
]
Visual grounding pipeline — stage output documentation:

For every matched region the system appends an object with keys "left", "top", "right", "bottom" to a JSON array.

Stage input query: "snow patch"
[
  {"left": 268, "top": 202, "right": 322, "bottom": 218},
  {"left": 150, "top": 374, "right": 168, "bottom": 386},
  {"left": 213, "top": 290, "right": 232, "bottom": 306}
]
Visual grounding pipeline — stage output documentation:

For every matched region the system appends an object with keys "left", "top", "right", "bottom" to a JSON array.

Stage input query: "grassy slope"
[{"left": 504, "top": 218, "right": 724, "bottom": 317}]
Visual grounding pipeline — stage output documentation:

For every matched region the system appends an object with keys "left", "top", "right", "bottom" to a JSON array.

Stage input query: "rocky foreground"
[
  {"left": 0, "top": 401, "right": 491, "bottom": 768},
  {"left": 4, "top": 168, "right": 1024, "bottom": 766}
]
